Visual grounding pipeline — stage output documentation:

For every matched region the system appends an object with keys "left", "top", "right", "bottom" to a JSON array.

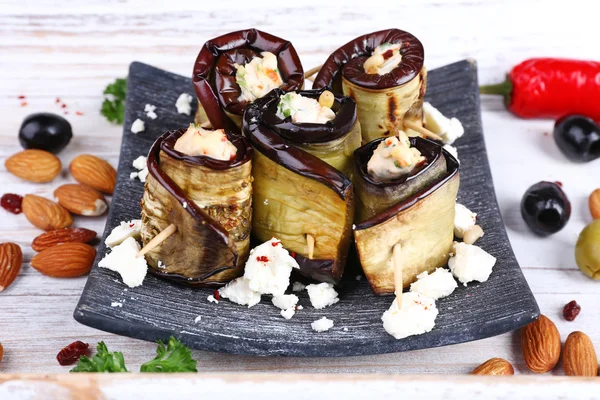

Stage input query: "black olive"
[
  {"left": 19, "top": 113, "right": 73, "bottom": 154},
  {"left": 521, "top": 181, "right": 571, "bottom": 236},
  {"left": 553, "top": 115, "right": 600, "bottom": 162}
]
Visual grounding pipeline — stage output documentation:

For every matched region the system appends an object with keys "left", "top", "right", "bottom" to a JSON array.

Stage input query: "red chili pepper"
[{"left": 480, "top": 58, "right": 600, "bottom": 120}]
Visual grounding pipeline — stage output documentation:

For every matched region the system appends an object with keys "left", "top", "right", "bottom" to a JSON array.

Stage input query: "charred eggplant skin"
[
  {"left": 243, "top": 96, "right": 355, "bottom": 283},
  {"left": 192, "top": 29, "right": 304, "bottom": 130},
  {"left": 141, "top": 128, "right": 253, "bottom": 286}
]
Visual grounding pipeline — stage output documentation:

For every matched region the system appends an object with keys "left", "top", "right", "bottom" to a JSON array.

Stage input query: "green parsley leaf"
[
  {"left": 101, "top": 78, "right": 127, "bottom": 124},
  {"left": 70, "top": 342, "right": 128, "bottom": 373},
  {"left": 140, "top": 336, "right": 197, "bottom": 373}
]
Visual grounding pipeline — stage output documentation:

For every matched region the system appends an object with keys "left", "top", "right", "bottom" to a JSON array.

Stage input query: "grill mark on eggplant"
[{"left": 388, "top": 96, "right": 397, "bottom": 124}]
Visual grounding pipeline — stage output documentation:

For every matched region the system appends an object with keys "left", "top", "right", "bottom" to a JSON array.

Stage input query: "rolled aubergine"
[
  {"left": 192, "top": 28, "right": 304, "bottom": 131},
  {"left": 313, "top": 29, "right": 426, "bottom": 144},
  {"left": 140, "top": 127, "right": 253, "bottom": 286},
  {"left": 243, "top": 88, "right": 357, "bottom": 283},
  {"left": 353, "top": 136, "right": 459, "bottom": 295}
]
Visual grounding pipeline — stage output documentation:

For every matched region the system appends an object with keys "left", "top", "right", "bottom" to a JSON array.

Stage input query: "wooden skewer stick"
[
  {"left": 136, "top": 224, "right": 177, "bottom": 258},
  {"left": 304, "top": 64, "right": 323, "bottom": 81},
  {"left": 392, "top": 243, "right": 403, "bottom": 309},
  {"left": 200, "top": 120, "right": 212, "bottom": 128},
  {"left": 403, "top": 120, "right": 444, "bottom": 142},
  {"left": 306, "top": 234, "right": 315, "bottom": 260}
]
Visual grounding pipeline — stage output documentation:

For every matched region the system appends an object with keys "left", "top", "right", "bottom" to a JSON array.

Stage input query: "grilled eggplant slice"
[
  {"left": 140, "top": 128, "right": 253, "bottom": 286},
  {"left": 192, "top": 29, "right": 304, "bottom": 131},
  {"left": 353, "top": 138, "right": 459, "bottom": 294},
  {"left": 313, "top": 29, "right": 426, "bottom": 144},
  {"left": 243, "top": 88, "right": 356, "bottom": 283}
]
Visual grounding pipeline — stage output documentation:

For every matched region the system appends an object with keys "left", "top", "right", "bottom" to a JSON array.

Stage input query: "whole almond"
[
  {"left": 22, "top": 195, "right": 72, "bottom": 231},
  {"left": 5, "top": 149, "right": 61, "bottom": 183},
  {"left": 70, "top": 155, "right": 116, "bottom": 194},
  {"left": 32, "top": 228, "right": 97, "bottom": 252},
  {"left": 54, "top": 184, "right": 107, "bottom": 216},
  {"left": 0, "top": 343, "right": 3, "bottom": 363},
  {"left": 471, "top": 358, "right": 515, "bottom": 376},
  {"left": 590, "top": 189, "right": 600, "bottom": 219},
  {"left": 521, "top": 314, "right": 561, "bottom": 373},
  {"left": 31, "top": 243, "right": 96, "bottom": 278},
  {"left": 564, "top": 331, "right": 598, "bottom": 376},
  {"left": 0, "top": 243, "right": 22, "bottom": 292}
]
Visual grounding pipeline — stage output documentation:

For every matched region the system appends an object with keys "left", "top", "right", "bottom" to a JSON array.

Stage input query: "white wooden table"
[{"left": 1, "top": 0, "right": 599, "bottom": 379}]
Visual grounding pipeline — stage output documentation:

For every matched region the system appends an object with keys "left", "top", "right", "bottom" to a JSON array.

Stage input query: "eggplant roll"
[
  {"left": 192, "top": 28, "right": 304, "bottom": 131},
  {"left": 313, "top": 29, "right": 426, "bottom": 144},
  {"left": 243, "top": 88, "right": 357, "bottom": 283},
  {"left": 353, "top": 137, "right": 459, "bottom": 295},
  {"left": 140, "top": 128, "right": 253, "bottom": 286}
]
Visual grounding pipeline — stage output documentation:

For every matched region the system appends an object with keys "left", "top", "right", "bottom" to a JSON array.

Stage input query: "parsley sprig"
[
  {"left": 70, "top": 342, "right": 128, "bottom": 373},
  {"left": 101, "top": 78, "right": 127, "bottom": 124}
]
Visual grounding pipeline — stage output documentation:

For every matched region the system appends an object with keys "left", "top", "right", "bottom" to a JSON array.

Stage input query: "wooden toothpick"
[
  {"left": 392, "top": 243, "right": 403, "bottom": 308},
  {"left": 306, "top": 234, "right": 315, "bottom": 260},
  {"left": 136, "top": 224, "right": 177, "bottom": 258},
  {"left": 403, "top": 120, "right": 444, "bottom": 142},
  {"left": 304, "top": 64, "right": 323, "bottom": 81}
]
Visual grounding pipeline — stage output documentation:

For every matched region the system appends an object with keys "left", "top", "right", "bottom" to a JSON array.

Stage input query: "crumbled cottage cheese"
[
  {"left": 235, "top": 52, "right": 282, "bottom": 103},
  {"left": 219, "top": 277, "right": 262, "bottom": 308},
  {"left": 443, "top": 144, "right": 459, "bottom": 163},
  {"left": 176, "top": 93, "right": 193, "bottom": 115},
  {"left": 454, "top": 204, "right": 477, "bottom": 239},
  {"left": 194, "top": 315, "right": 202, "bottom": 323},
  {"left": 105, "top": 220, "right": 142, "bottom": 248},
  {"left": 111, "top": 302, "right": 123, "bottom": 308},
  {"left": 448, "top": 242, "right": 496, "bottom": 285},
  {"left": 381, "top": 292, "right": 438, "bottom": 339},
  {"left": 281, "top": 308, "right": 296, "bottom": 320},
  {"left": 130, "top": 155, "right": 149, "bottom": 183},
  {"left": 243, "top": 238, "right": 299, "bottom": 296},
  {"left": 99, "top": 237, "right": 147, "bottom": 288},
  {"left": 291, "top": 281, "right": 306, "bottom": 292},
  {"left": 276, "top": 92, "right": 335, "bottom": 124},
  {"left": 423, "top": 102, "right": 464, "bottom": 144},
  {"left": 174, "top": 124, "right": 237, "bottom": 160},
  {"left": 306, "top": 282, "right": 339, "bottom": 309},
  {"left": 144, "top": 104, "right": 157, "bottom": 119},
  {"left": 207, "top": 295, "right": 219, "bottom": 304},
  {"left": 367, "top": 131, "right": 424, "bottom": 181},
  {"left": 409, "top": 268, "right": 457, "bottom": 300},
  {"left": 271, "top": 294, "right": 298, "bottom": 310},
  {"left": 311, "top": 317, "right": 334, "bottom": 332},
  {"left": 131, "top": 118, "right": 145, "bottom": 134}
]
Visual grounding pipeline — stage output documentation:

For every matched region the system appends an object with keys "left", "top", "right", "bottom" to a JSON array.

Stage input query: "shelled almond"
[
  {"left": 0, "top": 243, "right": 22, "bottom": 292},
  {"left": 5, "top": 149, "right": 61, "bottom": 183},
  {"left": 521, "top": 314, "right": 561, "bottom": 373},
  {"left": 563, "top": 331, "right": 598, "bottom": 376},
  {"left": 590, "top": 189, "right": 600, "bottom": 219},
  {"left": 32, "top": 228, "right": 97, "bottom": 252},
  {"left": 471, "top": 358, "right": 514, "bottom": 375},
  {"left": 0, "top": 343, "right": 3, "bottom": 363},
  {"left": 22, "top": 194, "right": 72, "bottom": 231},
  {"left": 54, "top": 184, "right": 107, "bottom": 216},
  {"left": 69, "top": 155, "right": 116, "bottom": 195},
  {"left": 30, "top": 243, "right": 96, "bottom": 278}
]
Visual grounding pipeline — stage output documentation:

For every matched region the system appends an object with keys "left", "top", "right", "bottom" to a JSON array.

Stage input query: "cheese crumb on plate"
[
  {"left": 144, "top": 104, "right": 157, "bottom": 119},
  {"left": 271, "top": 294, "right": 298, "bottom": 310},
  {"left": 219, "top": 277, "right": 262, "bottom": 308},
  {"left": 243, "top": 237, "right": 299, "bottom": 296},
  {"left": 454, "top": 203, "right": 477, "bottom": 238},
  {"left": 306, "top": 282, "right": 339, "bottom": 309},
  {"left": 448, "top": 242, "right": 496, "bottom": 285},
  {"left": 311, "top": 317, "right": 334, "bottom": 332},
  {"left": 131, "top": 118, "right": 145, "bottom": 134},
  {"left": 105, "top": 220, "right": 142, "bottom": 248},
  {"left": 98, "top": 237, "right": 147, "bottom": 288},
  {"left": 176, "top": 93, "right": 193, "bottom": 115},
  {"left": 410, "top": 268, "right": 457, "bottom": 300},
  {"left": 381, "top": 292, "right": 438, "bottom": 339}
]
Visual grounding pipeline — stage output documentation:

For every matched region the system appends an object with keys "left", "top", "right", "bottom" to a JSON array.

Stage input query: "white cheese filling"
[
  {"left": 367, "top": 131, "right": 424, "bottom": 181},
  {"left": 306, "top": 282, "right": 339, "bottom": 309},
  {"left": 235, "top": 52, "right": 283, "bottom": 103},
  {"left": 219, "top": 277, "right": 262, "bottom": 308},
  {"left": 454, "top": 203, "right": 477, "bottom": 238},
  {"left": 276, "top": 92, "right": 335, "bottom": 124},
  {"left": 174, "top": 123, "right": 237, "bottom": 161},
  {"left": 423, "top": 102, "right": 464, "bottom": 144},
  {"left": 98, "top": 237, "right": 147, "bottom": 288},
  {"left": 448, "top": 242, "right": 496, "bottom": 286},
  {"left": 105, "top": 220, "right": 142, "bottom": 248},
  {"left": 311, "top": 317, "right": 334, "bottom": 332},
  {"left": 381, "top": 292, "right": 438, "bottom": 340},
  {"left": 409, "top": 268, "right": 457, "bottom": 300},
  {"left": 364, "top": 42, "right": 403, "bottom": 75}
]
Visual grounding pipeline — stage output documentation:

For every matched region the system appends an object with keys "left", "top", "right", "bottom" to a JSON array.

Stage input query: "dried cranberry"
[
  {"left": 563, "top": 300, "right": 581, "bottom": 321},
  {"left": 56, "top": 340, "right": 89, "bottom": 366},
  {"left": 1, "top": 194, "right": 23, "bottom": 214}
]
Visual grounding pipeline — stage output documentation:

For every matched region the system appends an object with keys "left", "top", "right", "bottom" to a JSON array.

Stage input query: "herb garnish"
[{"left": 101, "top": 78, "right": 127, "bottom": 124}]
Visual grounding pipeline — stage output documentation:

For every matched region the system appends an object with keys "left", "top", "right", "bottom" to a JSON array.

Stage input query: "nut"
[
  {"left": 563, "top": 331, "right": 598, "bottom": 376},
  {"left": 521, "top": 314, "right": 561, "bottom": 373},
  {"left": 4, "top": 149, "right": 61, "bottom": 183},
  {"left": 32, "top": 228, "right": 97, "bottom": 252},
  {"left": 54, "top": 184, "right": 107, "bottom": 216},
  {"left": 463, "top": 225, "right": 484, "bottom": 245},
  {"left": 70, "top": 155, "right": 117, "bottom": 195},
  {"left": 0, "top": 343, "right": 3, "bottom": 363},
  {"left": 31, "top": 243, "right": 96, "bottom": 278},
  {"left": 590, "top": 189, "right": 600, "bottom": 219},
  {"left": 471, "top": 358, "right": 515, "bottom": 375},
  {"left": 22, "top": 194, "right": 73, "bottom": 231},
  {"left": 0, "top": 243, "right": 22, "bottom": 292}
]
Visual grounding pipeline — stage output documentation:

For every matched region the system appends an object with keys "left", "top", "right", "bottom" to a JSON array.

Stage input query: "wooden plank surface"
[{"left": 1, "top": 0, "right": 599, "bottom": 376}]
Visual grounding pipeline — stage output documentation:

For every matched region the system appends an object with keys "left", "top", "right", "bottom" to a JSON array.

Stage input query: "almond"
[
  {"left": 32, "top": 228, "right": 97, "bottom": 252},
  {"left": 0, "top": 243, "right": 22, "bottom": 292},
  {"left": 590, "top": 189, "right": 600, "bottom": 219},
  {"left": 54, "top": 184, "right": 108, "bottom": 216},
  {"left": 564, "top": 331, "right": 598, "bottom": 376},
  {"left": 521, "top": 314, "right": 561, "bottom": 373},
  {"left": 5, "top": 149, "right": 61, "bottom": 183},
  {"left": 31, "top": 243, "right": 96, "bottom": 278},
  {"left": 22, "top": 195, "right": 73, "bottom": 231},
  {"left": 0, "top": 343, "right": 3, "bottom": 363},
  {"left": 70, "top": 155, "right": 116, "bottom": 194},
  {"left": 471, "top": 358, "right": 515, "bottom": 376}
]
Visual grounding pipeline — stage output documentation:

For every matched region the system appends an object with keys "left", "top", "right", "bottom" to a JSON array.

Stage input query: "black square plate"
[{"left": 74, "top": 60, "right": 539, "bottom": 357}]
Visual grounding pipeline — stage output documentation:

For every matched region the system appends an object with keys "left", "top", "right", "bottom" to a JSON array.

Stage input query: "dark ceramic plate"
[{"left": 74, "top": 60, "right": 539, "bottom": 357}]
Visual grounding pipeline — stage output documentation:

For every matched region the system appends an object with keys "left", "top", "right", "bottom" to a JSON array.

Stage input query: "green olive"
[{"left": 575, "top": 220, "right": 600, "bottom": 279}]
